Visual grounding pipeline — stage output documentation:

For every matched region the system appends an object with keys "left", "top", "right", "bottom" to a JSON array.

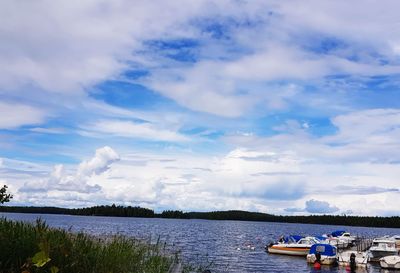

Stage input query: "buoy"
[{"left": 313, "top": 262, "right": 321, "bottom": 270}]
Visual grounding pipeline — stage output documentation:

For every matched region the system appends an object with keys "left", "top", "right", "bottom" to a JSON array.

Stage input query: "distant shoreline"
[{"left": 1, "top": 205, "right": 399, "bottom": 228}]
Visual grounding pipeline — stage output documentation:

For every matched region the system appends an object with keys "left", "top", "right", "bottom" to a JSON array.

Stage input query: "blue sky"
[{"left": 1, "top": 0, "right": 400, "bottom": 215}]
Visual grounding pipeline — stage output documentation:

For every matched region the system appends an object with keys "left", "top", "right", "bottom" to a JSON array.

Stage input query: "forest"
[{"left": 1, "top": 205, "right": 399, "bottom": 228}]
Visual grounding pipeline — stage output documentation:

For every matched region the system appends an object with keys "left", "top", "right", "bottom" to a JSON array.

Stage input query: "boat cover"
[
  {"left": 309, "top": 244, "right": 337, "bottom": 256},
  {"left": 281, "top": 235, "right": 304, "bottom": 243},
  {"left": 331, "top": 230, "right": 345, "bottom": 237},
  {"left": 291, "top": 235, "right": 304, "bottom": 242}
]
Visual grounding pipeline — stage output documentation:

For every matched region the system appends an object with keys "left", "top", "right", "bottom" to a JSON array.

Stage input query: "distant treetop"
[{"left": 0, "top": 185, "right": 12, "bottom": 204}]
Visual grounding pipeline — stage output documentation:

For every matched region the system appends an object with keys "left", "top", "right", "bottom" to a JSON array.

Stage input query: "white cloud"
[
  {"left": 329, "top": 108, "right": 400, "bottom": 144},
  {"left": 2, "top": 1, "right": 400, "bottom": 118},
  {"left": 1, "top": 1, "right": 400, "bottom": 215},
  {"left": 0, "top": 102, "right": 47, "bottom": 129},
  {"left": 0, "top": 0, "right": 220, "bottom": 94},
  {"left": 305, "top": 199, "right": 339, "bottom": 214},
  {"left": 19, "top": 146, "right": 119, "bottom": 194},
  {"left": 77, "top": 146, "right": 120, "bottom": 177},
  {"left": 29, "top": 127, "right": 67, "bottom": 134},
  {"left": 82, "top": 119, "right": 189, "bottom": 142},
  {"left": 5, "top": 127, "right": 400, "bottom": 215}
]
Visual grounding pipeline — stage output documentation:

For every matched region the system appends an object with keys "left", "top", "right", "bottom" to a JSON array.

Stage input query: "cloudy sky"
[{"left": 1, "top": 0, "right": 400, "bottom": 216}]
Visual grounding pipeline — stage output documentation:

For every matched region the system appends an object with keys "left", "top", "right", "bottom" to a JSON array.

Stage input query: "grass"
[{"left": 0, "top": 218, "right": 176, "bottom": 273}]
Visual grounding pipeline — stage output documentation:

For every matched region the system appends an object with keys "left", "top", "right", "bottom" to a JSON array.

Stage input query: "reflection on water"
[{"left": 2, "top": 212, "right": 399, "bottom": 273}]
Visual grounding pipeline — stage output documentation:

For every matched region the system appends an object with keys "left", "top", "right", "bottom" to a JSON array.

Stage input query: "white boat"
[
  {"left": 267, "top": 236, "right": 319, "bottom": 256},
  {"left": 318, "top": 235, "right": 348, "bottom": 249},
  {"left": 337, "top": 250, "right": 369, "bottom": 268},
  {"left": 380, "top": 255, "right": 400, "bottom": 269},
  {"left": 306, "top": 243, "right": 337, "bottom": 265},
  {"left": 391, "top": 235, "right": 400, "bottom": 248},
  {"left": 330, "top": 230, "right": 356, "bottom": 246},
  {"left": 337, "top": 232, "right": 357, "bottom": 246},
  {"left": 369, "top": 238, "right": 398, "bottom": 261}
]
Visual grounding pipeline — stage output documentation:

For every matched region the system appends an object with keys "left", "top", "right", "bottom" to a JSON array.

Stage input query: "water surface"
[{"left": 2, "top": 213, "right": 399, "bottom": 273}]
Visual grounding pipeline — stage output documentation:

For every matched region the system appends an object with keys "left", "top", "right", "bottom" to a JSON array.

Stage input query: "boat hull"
[
  {"left": 337, "top": 251, "right": 369, "bottom": 268},
  {"left": 307, "top": 254, "right": 337, "bottom": 265},
  {"left": 380, "top": 255, "right": 400, "bottom": 269},
  {"left": 267, "top": 245, "right": 309, "bottom": 256},
  {"left": 369, "top": 250, "right": 398, "bottom": 261}
]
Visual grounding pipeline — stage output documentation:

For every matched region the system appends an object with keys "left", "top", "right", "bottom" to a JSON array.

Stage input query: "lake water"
[{"left": 1, "top": 212, "right": 399, "bottom": 273}]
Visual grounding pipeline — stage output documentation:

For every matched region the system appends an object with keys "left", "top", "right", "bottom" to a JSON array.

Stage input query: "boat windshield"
[
  {"left": 373, "top": 242, "right": 395, "bottom": 248},
  {"left": 298, "top": 238, "right": 319, "bottom": 245}
]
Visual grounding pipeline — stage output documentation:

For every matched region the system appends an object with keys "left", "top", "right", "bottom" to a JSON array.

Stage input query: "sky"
[{"left": 1, "top": 0, "right": 400, "bottom": 216}]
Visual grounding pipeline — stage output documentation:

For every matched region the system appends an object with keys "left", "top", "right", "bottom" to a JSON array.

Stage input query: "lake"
[{"left": 1, "top": 212, "right": 399, "bottom": 273}]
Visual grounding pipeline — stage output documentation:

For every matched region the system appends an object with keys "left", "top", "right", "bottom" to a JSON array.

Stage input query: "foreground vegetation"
[
  {"left": 0, "top": 218, "right": 175, "bottom": 273},
  {"left": 1, "top": 205, "right": 400, "bottom": 228}
]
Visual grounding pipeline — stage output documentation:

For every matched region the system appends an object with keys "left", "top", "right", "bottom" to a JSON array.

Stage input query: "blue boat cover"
[
  {"left": 309, "top": 244, "right": 337, "bottom": 256},
  {"left": 280, "top": 235, "right": 304, "bottom": 243},
  {"left": 331, "top": 230, "right": 345, "bottom": 237},
  {"left": 290, "top": 235, "right": 304, "bottom": 242},
  {"left": 315, "top": 236, "right": 327, "bottom": 241}
]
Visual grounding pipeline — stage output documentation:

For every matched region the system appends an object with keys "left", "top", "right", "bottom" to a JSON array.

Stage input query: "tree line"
[
  {"left": 0, "top": 205, "right": 154, "bottom": 218},
  {"left": 1, "top": 205, "right": 400, "bottom": 228}
]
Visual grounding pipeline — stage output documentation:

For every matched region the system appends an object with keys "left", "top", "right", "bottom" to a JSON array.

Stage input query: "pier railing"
[{"left": 356, "top": 237, "right": 373, "bottom": 252}]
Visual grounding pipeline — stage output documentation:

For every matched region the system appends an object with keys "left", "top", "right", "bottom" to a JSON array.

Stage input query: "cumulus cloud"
[
  {"left": 285, "top": 199, "right": 342, "bottom": 214},
  {"left": 305, "top": 199, "right": 339, "bottom": 214},
  {"left": 77, "top": 146, "right": 120, "bottom": 177},
  {"left": 19, "top": 146, "right": 119, "bottom": 194}
]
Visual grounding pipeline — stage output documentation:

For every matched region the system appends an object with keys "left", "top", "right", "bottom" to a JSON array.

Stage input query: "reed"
[{"left": 0, "top": 218, "right": 175, "bottom": 273}]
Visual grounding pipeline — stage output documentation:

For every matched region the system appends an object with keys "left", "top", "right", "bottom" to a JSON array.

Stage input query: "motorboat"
[
  {"left": 267, "top": 236, "right": 319, "bottom": 256},
  {"left": 337, "top": 232, "right": 357, "bottom": 246},
  {"left": 337, "top": 250, "right": 369, "bottom": 268},
  {"left": 331, "top": 230, "right": 346, "bottom": 238},
  {"left": 380, "top": 255, "right": 400, "bottom": 269},
  {"left": 307, "top": 243, "right": 337, "bottom": 265},
  {"left": 391, "top": 235, "right": 400, "bottom": 248},
  {"left": 317, "top": 235, "right": 348, "bottom": 249},
  {"left": 368, "top": 238, "right": 398, "bottom": 261},
  {"left": 330, "top": 230, "right": 356, "bottom": 244}
]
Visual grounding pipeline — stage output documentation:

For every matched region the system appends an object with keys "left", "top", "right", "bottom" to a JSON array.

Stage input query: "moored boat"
[
  {"left": 337, "top": 250, "right": 369, "bottom": 268},
  {"left": 317, "top": 235, "right": 348, "bottom": 249},
  {"left": 267, "top": 236, "right": 319, "bottom": 256},
  {"left": 391, "top": 235, "right": 400, "bottom": 248},
  {"left": 333, "top": 231, "right": 357, "bottom": 246},
  {"left": 307, "top": 243, "right": 337, "bottom": 265},
  {"left": 380, "top": 255, "right": 400, "bottom": 269},
  {"left": 368, "top": 238, "right": 398, "bottom": 261}
]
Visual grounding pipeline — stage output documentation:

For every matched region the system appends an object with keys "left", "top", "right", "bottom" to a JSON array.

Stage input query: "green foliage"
[
  {"left": 0, "top": 205, "right": 154, "bottom": 217},
  {"left": 0, "top": 218, "right": 174, "bottom": 273},
  {"left": 0, "top": 185, "right": 12, "bottom": 204},
  {"left": 160, "top": 210, "right": 188, "bottom": 219},
  {"left": 32, "top": 250, "right": 51, "bottom": 267}
]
